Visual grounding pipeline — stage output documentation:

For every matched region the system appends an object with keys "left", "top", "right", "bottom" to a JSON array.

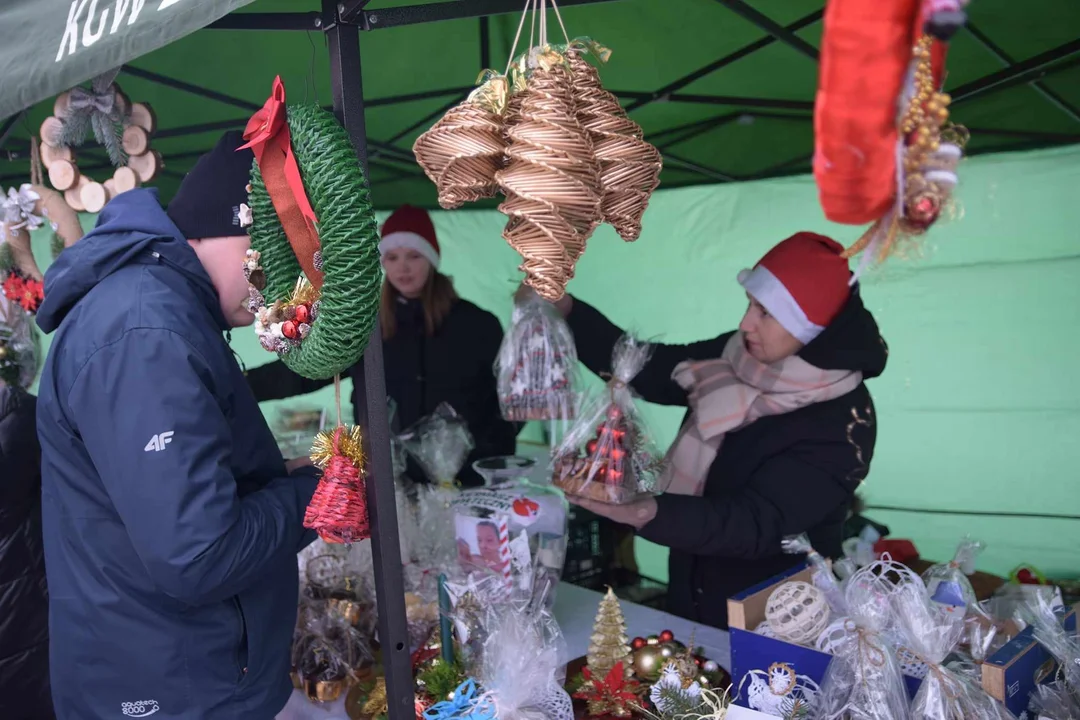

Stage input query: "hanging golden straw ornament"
[
  {"left": 566, "top": 43, "right": 662, "bottom": 242},
  {"left": 412, "top": 72, "right": 511, "bottom": 209},
  {"left": 497, "top": 49, "right": 602, "bottom": 301}
]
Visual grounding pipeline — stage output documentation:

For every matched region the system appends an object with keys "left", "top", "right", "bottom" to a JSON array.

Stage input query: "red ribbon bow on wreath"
[{"left": 239, "top": 76, "right": 325, "bottom": 291}]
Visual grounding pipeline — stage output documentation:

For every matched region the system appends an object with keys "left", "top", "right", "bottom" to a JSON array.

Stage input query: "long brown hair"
[{"left": 380, "top": 270, "right": 459, "bottom": 339}]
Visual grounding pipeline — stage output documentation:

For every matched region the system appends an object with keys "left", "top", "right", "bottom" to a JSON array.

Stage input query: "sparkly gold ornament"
[
  {"left": 631, "top": 643, "right": 663, "bottom": 681},
  {"left": 586, "top": 587, "right": 632, "bottom": 680}
]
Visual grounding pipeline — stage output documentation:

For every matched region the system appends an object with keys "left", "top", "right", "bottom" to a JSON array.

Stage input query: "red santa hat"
[
  {"left": 737, "top": 232, "right": 851, "bottom": 344},
  {"left": 378, "top": 205, "right": 440, "bottom": 269}
]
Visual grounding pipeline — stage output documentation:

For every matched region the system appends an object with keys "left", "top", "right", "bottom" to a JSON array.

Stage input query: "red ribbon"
[{"left": 239, "top": 76, "right": 324, "bottom": 290}]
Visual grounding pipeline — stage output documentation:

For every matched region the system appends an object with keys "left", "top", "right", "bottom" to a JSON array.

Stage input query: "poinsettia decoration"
[
  {"left": 573, "top": 661, "right": 640, "bottom": 718},
  {"left": 3, "top": 270, "right": 45, "bottom": 314}
]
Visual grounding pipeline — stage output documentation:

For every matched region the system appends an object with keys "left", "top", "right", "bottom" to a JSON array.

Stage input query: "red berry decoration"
[
  {"left": 295, "top": 304, "right": 311, "bottom": 324},
  {"left": 631, "top": 637, "right": 646, "bottom": 650},
  {"left": 282, "top": 320, "right": 298, "bottom": 339},
  {"left": 659, "top": 630, "right": 674, "bottom": 643}
]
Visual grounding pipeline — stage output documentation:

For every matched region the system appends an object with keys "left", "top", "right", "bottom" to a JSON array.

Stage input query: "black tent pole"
[{"left": 322, "top": 2, "right": 413, "bottom": 718}]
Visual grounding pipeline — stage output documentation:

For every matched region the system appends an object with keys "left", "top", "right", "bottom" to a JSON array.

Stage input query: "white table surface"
[{"left": 276, "top": 583, "right": 731, "bottom": 720}]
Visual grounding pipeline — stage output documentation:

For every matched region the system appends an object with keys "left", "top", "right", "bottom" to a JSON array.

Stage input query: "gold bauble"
[
  {"left": 0, "top": 346, "right": 7, "bottom": 360},
  {"left": 632, "top": 644, "right": 663, "bottom": 681}
]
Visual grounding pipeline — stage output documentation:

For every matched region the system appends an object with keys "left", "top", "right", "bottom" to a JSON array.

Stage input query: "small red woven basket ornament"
[{"left": 303, "top": 425, "right": 371, "bottom": 544}]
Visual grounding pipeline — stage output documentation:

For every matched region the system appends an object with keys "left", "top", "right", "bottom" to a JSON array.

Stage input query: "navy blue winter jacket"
[{"left": 35, "top": 189, "right": 319, "bottom": 720}]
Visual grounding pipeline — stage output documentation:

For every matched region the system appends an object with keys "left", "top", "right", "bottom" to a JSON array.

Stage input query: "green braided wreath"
[{"left": 247, "top": 105, "right": 383, "bottom": 380}]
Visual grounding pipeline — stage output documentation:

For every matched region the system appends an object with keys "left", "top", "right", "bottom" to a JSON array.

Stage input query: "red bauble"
[
  {"left": 295, "top": 304, "right": 311, "bottom": 324},
  {"left": 282, "top": 321, "right": 298, "bottom": 339},
  {"left": 586, "top": 439, "right": 599, "bottom": 456},
  {"left": 659, "top": 630, "right": 674, "bottom": 643},
  {"left": 631, "top": 637, "right": 646, "bottom": 650}
]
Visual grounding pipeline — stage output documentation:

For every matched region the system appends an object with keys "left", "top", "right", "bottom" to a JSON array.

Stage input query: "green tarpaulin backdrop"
[{"left": 25, "top": 143, "right": 1080, "bottom": 581}]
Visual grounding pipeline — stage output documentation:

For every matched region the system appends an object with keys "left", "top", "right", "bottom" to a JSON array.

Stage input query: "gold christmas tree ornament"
[
  {"left": 586, "top": 587, "right": 632, "bottom": 679},
  {"left": 566, "top": 45, "right": 662, "bottom": 243}
]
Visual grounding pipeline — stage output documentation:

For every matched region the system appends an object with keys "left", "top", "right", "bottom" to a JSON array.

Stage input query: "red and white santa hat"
[
  {"left": 378, "top": 205, "right": 440, "bottom": 268},
  {"left": 737, "top": 232, "right": 851, "bottom": 344}
]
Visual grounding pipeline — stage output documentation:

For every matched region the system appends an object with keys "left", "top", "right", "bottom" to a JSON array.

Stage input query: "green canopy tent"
[
  {"left": 2, "top": 0, "right": 1080, "bottom": 208},
  {"left": 1, "top": 1, "right": 1080, "bottom": 717}
]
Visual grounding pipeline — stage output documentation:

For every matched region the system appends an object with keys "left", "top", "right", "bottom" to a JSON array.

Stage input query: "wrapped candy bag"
[
  {"left": 496, "top": 292, "right": 579, "bottom": 422},
  {"left": 291, "top": 598, "right": 374, "bottom": 703},
  {"left": 552, "top": 334, "right": 666, "bottom": 504},
  {"left": 814, "top": 557, "right": 915, "bottom": 720},
  {"left": 783, "top": 533, "right": 848, "bottom": 618}
]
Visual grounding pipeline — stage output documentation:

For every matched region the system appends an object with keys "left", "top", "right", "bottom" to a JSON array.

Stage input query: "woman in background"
[
  {"left": 0, "top": 299, "right": 53, "bottom": 719},
  {"left": 247, "top": 205, "right": 519, "bottom": 487}
]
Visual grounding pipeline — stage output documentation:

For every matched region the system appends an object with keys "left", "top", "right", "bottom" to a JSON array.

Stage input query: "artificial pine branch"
[
  {"left": 56, "top": 112, "right": 91, "bottom": 148},
  {"left": 50, "top": 232, "right": 65, "bottom": 260},
  {"left": 92, "top": 111, "right": 128, "bottom": 167}
]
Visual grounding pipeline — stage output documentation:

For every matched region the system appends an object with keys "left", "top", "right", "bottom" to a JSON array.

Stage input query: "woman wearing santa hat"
[
  {"left": 247, "top": 205, "right": 518, "bottom": 487},
  {"left": 550, "top": 232, "right": 888, "bottom": 630}
]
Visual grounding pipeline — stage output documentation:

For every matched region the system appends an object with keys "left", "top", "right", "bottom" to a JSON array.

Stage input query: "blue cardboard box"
[
  {"left": 981, "top": 606, "right": 1077, "bottom": 717},
  {"left": 726, "top": 562, "right": 923, "bottom": 708}
]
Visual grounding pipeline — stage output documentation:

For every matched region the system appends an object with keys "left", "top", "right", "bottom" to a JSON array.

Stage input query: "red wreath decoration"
[
  {"left": 814, "top": 0, "right": 967, "bottom": 280},
  {"left": 303, "top": 425, "right": 371, "bottom": 544}
]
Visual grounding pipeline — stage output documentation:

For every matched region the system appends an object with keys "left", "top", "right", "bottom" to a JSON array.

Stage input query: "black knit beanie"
[{"left": 166, "top": 130, "right": 254, "bottom": 240}]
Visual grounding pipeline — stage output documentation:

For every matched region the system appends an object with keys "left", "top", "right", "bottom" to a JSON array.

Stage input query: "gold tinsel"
[
  {"left": 566, "top": 48, "right": 661, "bottom": 243},
  {"left": 361, "top": 677, "right": 388, "bottom": 718},
  {"left": 310, "top": 425, "right": 366, "bottom": 469},
  {"left": 497, "top": 60, "right": 602, "bottom": 302},
  {"left": 412, "top": 74, "right": 510, "bottom": 210}
]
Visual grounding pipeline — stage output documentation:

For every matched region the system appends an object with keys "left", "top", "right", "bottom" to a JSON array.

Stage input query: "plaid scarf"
[{"left": 662, "top": 332, "right": 863, "bottom": 496}]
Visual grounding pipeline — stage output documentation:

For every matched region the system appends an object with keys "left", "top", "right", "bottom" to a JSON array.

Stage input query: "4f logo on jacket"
[{"left": 143, "top": 431, "right": 174, "bottom": 452}]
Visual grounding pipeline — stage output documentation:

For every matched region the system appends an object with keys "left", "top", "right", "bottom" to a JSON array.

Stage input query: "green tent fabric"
[
  {"left": 1, "top": 0, "right": 1078, "bottom": 209},
  {"left": 0, "top": 0, "right": 256, "bottom": 121}
]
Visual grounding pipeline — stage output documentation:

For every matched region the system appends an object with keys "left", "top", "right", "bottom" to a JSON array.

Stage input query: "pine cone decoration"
[
  {"left": 413, "top": 100, "right": 505, "bottom": 210},
  {"left": 567, "top": 49, "right": 662, "bottom": 242},
  {"left": 497, "top": 63, "right": 602, "bottom": 301}
]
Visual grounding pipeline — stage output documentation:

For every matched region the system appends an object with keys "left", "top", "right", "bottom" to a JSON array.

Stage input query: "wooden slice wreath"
[{"left": 38, "top": 76, "right": 162, "bottom": 214}]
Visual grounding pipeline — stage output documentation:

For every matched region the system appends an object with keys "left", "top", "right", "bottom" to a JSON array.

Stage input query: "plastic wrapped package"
[
  {"left": 454, "top": 455, "right": 569, "bottom": 593},
  {"left": 921, "top": 537, "right": 985, "bottom": 617},
  {"left": 272, "top": 405, "right": 328, "bottom": 458},
  {"left": 1028, "top": 681, "right": 1080, "bottom": 719},
  {"left": 890, "top": 574, "right": 1005, "bottom": 719},
  {"left": 814, "top": 557, "right": 917, "bottom": 720},
  {"left": 401, "top": 402, "right": 476, "bottom": 487},
  {"left": 496, "top": 292, "right": 579, "bottom": 422},
  {"left": 425, "top": 577, "right": 572, "bottom": 720},
  {"left": 552, "top": 334, "right": 666, "bottom": 504},
  {"left": 783, "top": 533, "right": 848, "bottom": 618},
  {"left": 291, "top": 604, "right": 374, "bottom": 703},
  {"left": 0, "top": 296, "right": 39, "bottom": 389},
  {"left": 1022, "top": 587, "right": 1080, "bottom": 698}
]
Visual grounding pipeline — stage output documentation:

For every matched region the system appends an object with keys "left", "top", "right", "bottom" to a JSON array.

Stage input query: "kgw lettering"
[{"left": 56, "top": 0, "right": 190, "bottom": 63}]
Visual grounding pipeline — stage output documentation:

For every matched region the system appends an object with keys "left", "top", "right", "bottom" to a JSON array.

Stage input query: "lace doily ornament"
[
  {"left": 742, "top": 662, "right": 821, "bottom": 717},
  {"left": 754, "top": 620, "right": 778, "bottom": 639},
  {"left": 815, "top": 617, "right": 855, "bottom": 655},
  {"left": 39, "top": 84, "right": 160, "bottom": 213},
  {"left": 765, "top": 581, "right": 831, "bottom": 647}
]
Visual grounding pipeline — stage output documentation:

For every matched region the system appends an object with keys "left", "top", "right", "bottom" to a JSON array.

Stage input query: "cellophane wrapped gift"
[
  {"left": 783, "top": 533, "right": 848, "bottom": 618},
  {"left": 890, "top": 570, "right": 1008, "bottom": 719},
  {"left": 429, "top": 567, "right": 571, "bottom": 720},
  {"left": 402, "top": 402, "right": 476, "bottom": 572},
  {"left": 552, "top": 334, "right": 666, "bottom": 504},
  {"left": 454, "top": 456, "right": 569, "bottom": 595},
  {"left": 921, "top": 537, "right": 985, "bottom": 617},
  {"left": 815, "top": 557, "right": 915, "bottom": 720},
  {"left": 496, "top": 293, "right": 579, "bottom": 422},
  {"left": 0, "top": 298, "right": 39, "bottom": 389},
  {"left": 1021, "top": 586, "right": 1080, "bottom": 716},
  {"left": 292, "top": 601, "right": 373, "bottom": 703}
]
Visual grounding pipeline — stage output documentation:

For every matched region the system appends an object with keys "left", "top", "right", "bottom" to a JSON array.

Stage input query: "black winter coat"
[
  {"left": 246, "top": 296, "right": 519, "bottom": 487},
  {"left": 0, "top": 387, "right": 54, "bottom": 719},
  {"left": 567, "top": 289, "right": 888, "bottom": 629}
]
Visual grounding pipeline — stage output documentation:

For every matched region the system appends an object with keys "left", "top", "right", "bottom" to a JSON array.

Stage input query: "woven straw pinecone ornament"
[
  {"left": 413, "top": 79, "right": 509, "bottom": 210},
  {"left": 497, "top": 61, "right": 602, "bottom": 302},
  {"left": 567, "top": 49, "right": 661, "bottom": 242}
]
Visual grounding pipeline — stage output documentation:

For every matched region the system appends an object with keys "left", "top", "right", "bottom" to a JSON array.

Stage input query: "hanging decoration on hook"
[
  {"left": 814, "top": 0, "right": 970, "bottom": 282},
  {"left": 38, "top": 70, "right": 162, "bottom": 214},
  {"left": 412, "top": 0, "right": 663, "bottom": 302}
]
